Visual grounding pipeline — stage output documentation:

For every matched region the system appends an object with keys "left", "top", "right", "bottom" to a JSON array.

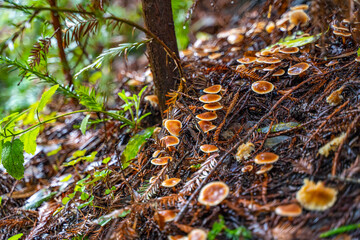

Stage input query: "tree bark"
[{"left": 141, "top": 0, "right": 180, "bottom": 115}]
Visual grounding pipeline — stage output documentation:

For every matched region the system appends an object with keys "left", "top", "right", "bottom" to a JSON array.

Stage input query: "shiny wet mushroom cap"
[
  {"left": 288, "top": 62, "right": 310, "bottom": 75},
  {"left": 203, "top": 102, "right": 223, "bottom": 111},
  {"left": 279, "top": 47, "right": 299, "bottom": 54},
  {"left": 197, "top": 121, "right": 217, "bottom": 133},
  {"left": 263, "top": 65, "right": 277, "bottom": 71},
  {"left": 199, "top": 94, "right": 222, "bottom": 103},
  {"left": 157, "top": 210, "right": 177, "bottom": 222},
  {"left": 160, "top": 136, "right": 180, "bottom": 147},
  {"left": 196, "top": 112, "right": 217, "bottom": 121},
  {"left": 168, "top": 235, "right": 188, "bottom": 240},
  {"left": 254, "top": 152, "right": 279, "bottom": 164},
  {"left": 200, "top": 144, "right": 219, "bottom": 153},
  {"left": 257, "top": 57, "right": 281, "bottom": 64},
  {"left": 161, "top": 178, "right": 181, "bottom": 187},
  {"left": 145, "top": 95, "right": 159, "bottom": 107},
  {"left": 208, "top": 53, "right": 222, "bottom": 60},
  {"left": 164, "top": 120, "right": 182, "bottom": 137},
  {"left": 202, "top": 45, "right": 220, "bottom": 53},
  {"left": 333, "top": 30, "right": 352, "bottom": 37},
  {"left": 272, "top": 69, "right": 285, "bottom": 76},
  {"left": 266, "top": 21, "right": 275, "bottom": 33},
  {"left": 151, "top": 156, "right": 172, "bottom": 165},
  {"left": 237, "top": 57, "right": 257, "bottom": 64},
  {"left": 241, "top": 165, "right": 254, "bottom": 173},
  {"left": 188, "top": 229, "right": 207, "bottom": 240},
  {"left": 227, "top": 34, "right": 244, "bottom": 44},
  {"left": 198, "top": 181, "right": 229, "bottom": 206},
  {"left": 275, "top": 203, "right": 302, "bottom": 217},
  {"left": 296, "top": 178, "right": 338, "bottom": 211},
  {"left": 289, "top": 10, "right": 309, "bottom": 26},
  {"left": 251, "top": 81, "right": 275, "bottom": 94},
  {"left": 203, "top": 85, "right": 222, "bottom": 94},
  {"left": 290, "top": 4, "right": 309, "bottom": 11},
  {"left": 256, "top": 164, "right": 273, "bottom": 174},
  {"left": 152, "top": 150, "right": 161, "bottom": 158}
]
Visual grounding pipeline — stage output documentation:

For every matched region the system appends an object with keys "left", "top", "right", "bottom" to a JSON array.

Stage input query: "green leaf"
[
  {"left": 60, "top": 174, "right": 72, "bottom": 182},
  {"left": 7, "top": 233, "right": 23, "bottom": 240},
  {"left": 262, "top": 33, "right": 321, "bottom": 51},
  {"left": 24, "top": 190, "right": 57, "bottom": 209},
  {"left": 70, "top": 149, "right": 87, "bottom": 159},
  {"left": 257, "top": 122, "right": 299, "bottom": 133},
  {"left": 208, "top": 215, "right": 225, "bottom": 240},
  {"left": 1, "top": 139, "right": 25, "bottom": 180},
  {"left": 46, "top": 146, "right": 62, "bottom": 156},
  {"left": 80, "top": 115, "right": 91, "bottom": 135},
  {"left": 37, "top": 85, "right": 59, "bottom": 112},
  {"left": 96, "top": 209, "right": 131, "bottom": 226},
  {"left": 20, "top": 127, "right": 40, "bottom": 154},
  {"left": 62, "top": 196, "right": 71, "bottom": 205},
  {"left": 78, "top": 195, "right": 94, "bottom": 209},
  {"left": 224, "top": 226, "right": 252, "bottom": 240},
  {"left": 102, "top": 157, "right": 111, "bottom": 164},
  {"left": 121, "top": 127, "right": 154, "bottom": 169},
  {"left": 53, "top": 206, "right": 64, "bottom": 216},
  {"left": 357, "top": 47, "right": 360, "bottom": 57},
  {"left": 320, "top": 223, "right": 360, "bottom": 238}
]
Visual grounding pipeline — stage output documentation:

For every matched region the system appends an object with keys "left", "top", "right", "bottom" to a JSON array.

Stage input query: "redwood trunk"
[{"left": 141, "top": 0, "right": 180, "bottom": 114}]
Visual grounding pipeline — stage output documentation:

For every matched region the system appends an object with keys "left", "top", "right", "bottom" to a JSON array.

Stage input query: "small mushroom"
[
  {"left": 203, "top": 85, "right": 222, "bottom": 94},
  {"left": 203, "top": 45, "right": 220, "bottom": 53},
  {"left": 164, "top": 120, "right": 182, "bottom": 137},
  {"left": 266, "top": 21, "right": 275, "bottom": 33},
  {"left": 200, "top": 144, "right": 219, "bottom": 153},
  {"left": 151, "top": 156, "right": 172, "bottom": 166},
  {"left": 197, "top": 121, "right": 217, "bottom": 133},
  {"left": 290, "top": 4, "right": 309, "bottom": 11},
  {"left": 289, "top": 10, "right": 309, "bottom": 26},
  {"left": 152, "top": 150, "right": 162, "bottom": 158},
  {"left": 275, "top": 203, "right": 302, "bottom": 217},
  {"left": 355, "top": 56, "right": 360, "bottom": 62},
  {"left": 199, "top": 94, "right": 222, "bottom": 103},
  {"left": 227, "top": 34, "right": 244, "bottom": 44},
  {"left": 168, "top": 235, "right": 188, "bottom": 240},
  {"left": 256, "top": 164, "right": 273, "bottom": 174},
  {"left": 288, "top": 62, "right": 310, "bottom": 76},
  {"left": 198, "top": 181, "right": 229, "bottom": 206},
  {"left": 241, "top": 165, "right": 254, "bottom": 173},
  {"left": 160, "top": 136, "right": 180, "bottom": 147},
  {"left": 325, "top": 60, "right": 338, "bottom": 67},
  {"left": 254, "top": 152, "right": 279, "bottom": 164},
  {"left": 208, "top": 53, "right": 222, "bottom": 60},
  {"left": 326, "top": 87, "right": 344, "bottom": 106},
  {"left": 203, "top": 102, "right": 223, "bottom": 111},
  {"left": 263, "top": 65, "right": 278, "bottom": 71},
  {"left": 333, "top": 30, "right": 352, "bottom": 44},
  {"left": 188, "top": 229, "right": 207, "bottom": 240},
  {"left": 279, "top": 47, "right": 299, "bottom": 54},
  {"left": 145, "top": 95, "right": 159, "bottom": 107},
  {"left": 161, "top": 178, "right": 181, "bottom": 187},
  {"left": 157, "top": 210, "right": 177, "bottom": 222},
  {"left": 251, "top": 81, "right": 275, "bottom": 94},
  {"left": 127, "top": 79, "right": 144, "bottom": 87},
  {"left": 257, "top": 57, "right": 281, "bottom": 64},
  {"left": 272, "top": 69, "right": 285, "bottom": 76},
  {"left": 237, "top": 57, "right": 257, "bottom": 64},
  {"left": 296, "top": 178, "right": 338, "bottom": 211},
  {"left": 180, "top": 49, "right": 193, "bottom": 57},
  {"left": 196, "top": 112, "right": 217, "bottom": 121}
]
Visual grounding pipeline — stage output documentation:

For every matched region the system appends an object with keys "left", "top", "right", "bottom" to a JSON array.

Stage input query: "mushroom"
[
  {"left": 203, "top": 85, "right": 222, "bottom": 94},
  {"left": 145, "top": 95, "right": 159, "bottom": 107},
  {"left": 160, "top": 136, "right": 180, "bottom": 147},
  {"left": 152, "top": 150, "right": 162, "bottom": 158},
  {"left": 164, "top": 120, "right": 182, "bottom": 137},
  {"left": 151, "top": 156, "right": 172, "bottom": 165},
  {"left": 198, "top": 181, "right": 229, "bottom": 206},
  {"left": 266, "top": 21, "right": 275, "bottom": 33},
  {"left": 263, "top": 65, "right": 278, "bottom": 71},
  {"left": 241, "top": 165, "right": 254, "bottom": 173},
  {"left": 188, "top": 229, "right": 207, "bottom": 240},
  {"left": 203, "top": 45, "right": 220, "bottom": 53},
  {"left": 254, "top": 152, "right": 279, "bottom": 164},
  {"left": 296, "top": 178, "right": 338, "bottom": 211},
  {"left": 325, "top": 60, "right": 338, "bottom": 67},
  {"left": 257, "top": 57, "right": 281, "bottom": 64},
  {"left": 290, "top": 4, "right": 309, "bottom": 11},
  {"left": 237, "top": 57, "right": 257, "bottom": 64},
  {"left": 200, "top": 144, "right": 219, "bottom": 153},
  {"left": 251, "top": 81, "right": 275, "bottom": 94},
  {"left": 203, "top": 102, "right": 223, "bottom": 111},
  {"left": 235, "top": 142, "right": 255, "bottom": 162},
  {"left": 288, "top": 62, "right": 310, "bottom": 76},
  {"left": 279, "top": 47, "right": 299, "bottom": 54},
  {"left": 272, "top": 69, "right": 285, "bottom": 76},
  {"left": 157, "top": 210, "right": 177, "bottom": 222},
  {"left": 199, "top": 94, "right": 222, "bottom": 103},
  {"left": 275, "top": 203, "right": 302, "bottom": 217},
  {"left": 197, "top": 121, "right": 217, "bottom": 133},
  {"left": 180, "top": 49, "right": 193, "bottom": 58},
  {"left": 356, "top": 57, "right": 360, "bottom": 62},
  {"left": 289, "top": 10, "right": 309, "bottom": 26},
  {"left": 256, "top": 164, "right": 273, "bottom": 174},
  {"left": 227, "top": 34, "right": 244, "bottom": 44},
  {"left": 127, "top": 79, "right": 144, "bottom": 87},
  {"left": 333, "top": 30, "right": 352, "bottom": 44},
  {"left": 196, "top": 112, "right": 217, "bottom": 121},
  {"left": 161, "top": 178, "right": 181, "bottom": 187},
  {"left": 168, "top": 235, "right": 188, "bottom": 240},
  {"left": 208, "top": 53, "right": 222, "bottom": 60},
  {"left": 326, "top": 87, "right": 344, "bottom": 106}
]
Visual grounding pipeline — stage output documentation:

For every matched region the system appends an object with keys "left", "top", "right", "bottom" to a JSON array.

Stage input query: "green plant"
[
  {"left": 320, "top": 223, "right": 360, "bottom": 238},
  {"left": 208, "top": 215, "right": 252, "bottom": 240}
]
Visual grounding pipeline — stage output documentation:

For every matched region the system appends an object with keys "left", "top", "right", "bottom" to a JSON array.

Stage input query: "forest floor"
[{"left": 1, "top": 1, "right": 360, "bottom": 240}]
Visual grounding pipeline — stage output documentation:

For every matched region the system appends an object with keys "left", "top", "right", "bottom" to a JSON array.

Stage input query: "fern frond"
[
  {"left": 140, "top": 166, "right": 167, "bottom": 201},
  {"left": 74, "top": 39, "right": 151, "bottom": 78},
  {"left": 28, "top": 37, "right": 52, "bottom": 68},
  {"left": 76, "top": 85, "right": 104, "bottom": 111}
]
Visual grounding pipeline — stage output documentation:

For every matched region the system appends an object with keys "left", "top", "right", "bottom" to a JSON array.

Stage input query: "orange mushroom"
[
  {"left": 200, "top": 144, "right": 219, "bottom": 153},
  {"left": 198, "top": 181, "right": 229, "bottom": 206},
  {"left": 203, "top": 102, "right": 223, "bottom": 111},
  {"left": 289, "top": 10, "right": 309, "bottom": 26},
  {"left": 251, "top": 81, "right": 274, "bottom": 94},
  {"left": 157, "top": 210, "right": 177, "bottom": 222},
  {"left": 161, "top": 178, "right": 181, "bottom": 187},
  {"left": 241, "top": 165, "right": 254, "bottom": 173},
  {"left": 197, "top": 121, "right": 217, "bottom": 133},
  {"left": 203, "top": 85, "right": 222, "bottom": 94},
  {"left": 151, "top": 156, "right": 172, "bottom": 166},
  {"left": 279, "top": 47, "right": 299, "bottom": 54},
  {"left": 237, "top": 57, "right": 257, "bottom": 64},
  {"left": 254, "top": 152, "right": 279, "bottom": 164},
  {"left": 196, "top": 112, "right": 217, "bottom": 121},
  {"left": 188, "top": 229, "right": 207, "bottom": 240},
  {"left": 256, "top": 164, "right": 273, "bottom": 174},
  {"left": 272, "top": 69, "right": 285, "bottom": 76},
  {"left": 164, "top": 120, "right": 182, "bottom": 137},
  {"left": 288, "top": 62, "right": 310, "bottom": 76},
  {"left": 199, "top": 94, "right": 222, "bottom": 103},
  {"left": 160, "top": 136, "right": 180, "bottom": 147},
  {"left": 145, "top": 95, "right": 159, "bottom": 107},
  {"left": 275, "top": 203, "right": 302, "bottom": 217}
]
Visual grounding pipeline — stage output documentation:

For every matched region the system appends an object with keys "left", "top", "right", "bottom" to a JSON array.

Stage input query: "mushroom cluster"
[{"left": 254, "top": 152, "right": 279, "bottom": 175}]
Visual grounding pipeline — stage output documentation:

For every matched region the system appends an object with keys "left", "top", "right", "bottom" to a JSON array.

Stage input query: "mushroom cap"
[
  {"left": 266, "top": 21, "right": 275, "bottom": 33},
  {"left": 203, "top": 102, "right": 223, "bottom": 111},
  {"left": 272, "top": 69, "right": 285, "bottom": 76},
  {"left": 332, "top": 24, "right": 349, "bottom": 32},
  {"left": 290, "top": 4, "right": 309, "bottom": 11},
  {"left": 208, "top": 53, "right": 222, "bottom": 60},
  {"left": 296, "top": 179, "right": 338, "bottom": 211},
  {"left": 289, "top": 10, "right": 309, "bottom": 25},
  {"left": 279, "top": 47, "right": 299, "bottom": 54},
  {"left": 355, "top": 57, "right": 360, "bottom": 62},
  {"left": 275, "top": 203, "right": 302, "bottom": 217},
  {"left": 227, "top": 34, "right": 244, "bottom": 44},
  {"left": 198, "top": 181, "right": 229, "bottom": 206},
  {"left": 256, "top": 164, "right": 273, "bottom": 174},
  {"left": 196, "top": 112, "right": 218, "bottom": 121},
  {"left": 203, "top": 45, "right": 220, "bottom": 53},
  {"left": 127, "top": 79, "right": 144, "bottom": 87},
  {"left": 151, "top": 156, "right": 172, "bottom": 165},
  {"left": 200, "top": 144, "right": 219, "bottom": 153},
  {"left": 257, "top": 57, "right": 281, "bottom": 64},
  {"left": 160, "top": 136, "right": 180, "bottom": 147},
  {"left": 203, "top": 85, "right": 222, "bottom": 94},
  {"left": 251, "top": 81, "right": 275, "bottom": 94},
  {"left": 145, "top": 95, "right": 159, "bottom": 107},
  {"left": 260, "top": 50, "right": 272, "bottom": 56},
  {"left": 158, "top": 210, "right": 177, "bottom": 222},
  {"left": 197, "top": 121, "right": 217, "bottom": 133},
  {"left": 168, "top": 235, "right": 188, "bottom": 240},
  {"left": 152, "top": 150, "right": 162, "bottom": 158},
  {"left": 188, "top": 229, "right": 207, "bottom": 240},
  {"left": 241, "top": 165, "right": 254, "bottom": 173},
  {"left": 180, "top": 49, "right": 193, "bottom": 57},
  {"left": 288, "top": 62, "right": 310, "bottom": 75},
  {"left": 161, "top": 178, "right": 181, "bottom": 187},
  {"left": 263, "top": 65, "right": 278, "bottom": 71},
  {"left": 199, "top": 94, "right": 222, "bottom": 103},
  {"left": 333, "top": 30, "right": 351, "bottom": 37},
  {"left": 325, "top": 60, "right": 339, "bottom": 67},
  {"left": 254, "top": 152, "right": 279, "bottom": 164},
  {"left": 164, "top": 120, "right": 182, "bottom": 137},
  {"left": 237, "top": 57, "right": 257, "bottom": 64}
]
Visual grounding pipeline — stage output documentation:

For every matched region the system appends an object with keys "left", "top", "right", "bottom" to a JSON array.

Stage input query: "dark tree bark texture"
[{"left": 141, "top": 0, "right": 180, "bottom": 115}]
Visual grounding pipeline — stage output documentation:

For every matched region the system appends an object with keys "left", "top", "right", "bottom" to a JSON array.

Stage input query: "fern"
[
  {"left": 75, "top": 40, "right": 151, "bottom": 78},
  {"left": 76, "top": 85, "right": 104, "bottom": 111},
  {"left": 28, "top": 37, "right": 52, "bottom": 68}
]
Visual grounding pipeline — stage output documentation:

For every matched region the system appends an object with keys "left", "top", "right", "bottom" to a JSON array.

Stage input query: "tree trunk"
[{"left": 141, "top": 0, "right": 180, "bottom": 115}]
